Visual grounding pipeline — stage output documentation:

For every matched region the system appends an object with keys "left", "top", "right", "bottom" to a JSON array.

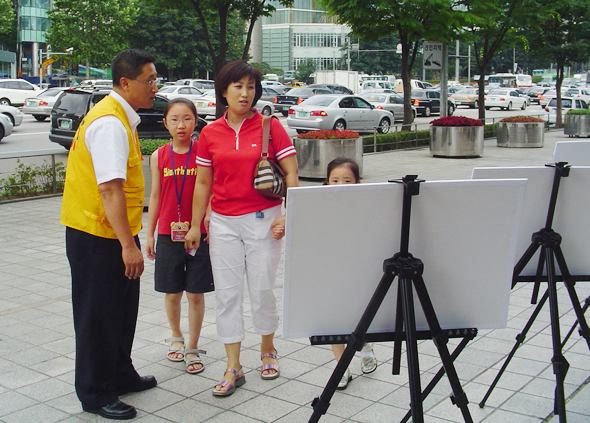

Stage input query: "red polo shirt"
[{"left": 196, "top": 111, "right": 296, "bottom": 216}]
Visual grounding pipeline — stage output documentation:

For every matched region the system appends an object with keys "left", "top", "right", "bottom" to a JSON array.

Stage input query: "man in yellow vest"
[{"left": 61, "top": 49, "right": 159, "bottom": 420}]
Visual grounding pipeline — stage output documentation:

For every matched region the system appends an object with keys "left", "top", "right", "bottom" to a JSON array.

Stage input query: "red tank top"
[{"left": 157, "top": 141, "right": 206, "bottom": 235}]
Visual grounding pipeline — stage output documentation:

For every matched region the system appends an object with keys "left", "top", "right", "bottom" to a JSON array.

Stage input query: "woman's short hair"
[
  {"left": 112, "top": 49, "right": 156, "bottom": 88},
  {"left": 215, "top": 60, "right": 263, "bottom": 108},
  {"left": 164, "top": 98, "right": 198, "bottom": 119},
  {"left": 325, "top": 157, "right": 361, "bottom": 184}
]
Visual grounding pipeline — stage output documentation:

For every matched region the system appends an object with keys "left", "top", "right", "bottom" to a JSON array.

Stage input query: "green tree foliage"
[
  {"left": 461, "top": 0, "right": 550, "bottom": 119},
  {"left": 320, "top": 0, "right": 464, "bottom": 127},
  {"left": 295, "top": 58, "right": 316, "bottom": 84},
  {"left": 128, "top": 0, "right": 245, "bottom": 80},
  {"left": 344, "top": 34, "right": 402, "bottom": 76},
  {"left": 0, "top": 0, "right": 16, "bottom": 47},
  {"left": 154, "top": 0, "right": 293, "bottom": 117},
  {"left": 528, "top": 0, "right": 590, "bottom": 126},
  {"left": 46, "top": 0, "right": 138, "bottom": 76}
]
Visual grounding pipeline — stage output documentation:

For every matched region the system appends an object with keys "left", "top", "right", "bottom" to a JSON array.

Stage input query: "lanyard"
[{"left": 169, "top": 140, "right": 193, "bottom": 221}]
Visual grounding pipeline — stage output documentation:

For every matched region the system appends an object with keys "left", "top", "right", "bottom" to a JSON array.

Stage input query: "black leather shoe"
[
  {"left": 87, "top": 400, "right": 137, "bottom": 420},
  {"left": 117, "top": 375, "right": 157, "bottom": 395}
]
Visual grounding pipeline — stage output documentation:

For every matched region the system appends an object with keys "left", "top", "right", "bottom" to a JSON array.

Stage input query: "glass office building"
[
  {"left": 260, "top": 0, "right": 350, "bottom": 72},
  {"left": 17, "top": 0, "right": 52, "bottom": 77}
]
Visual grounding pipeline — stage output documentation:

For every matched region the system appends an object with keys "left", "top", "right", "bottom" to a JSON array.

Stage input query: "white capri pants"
[{"left": 209, "top": 205, "right": 282, "bottom": 344}]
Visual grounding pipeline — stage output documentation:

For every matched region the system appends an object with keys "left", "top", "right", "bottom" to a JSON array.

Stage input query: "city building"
[
  {"left": 254, "top": 0, "right": 351, "bottom": 73},
  {"left": 0, "top": 44, "right": 17, "bottom": 78},
  {"left": 17, "top": 0, "right": 51, "bottom": 78}
]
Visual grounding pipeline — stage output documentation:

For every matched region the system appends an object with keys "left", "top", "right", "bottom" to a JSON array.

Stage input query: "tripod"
[
  {"left": 309, "top": 175, "right": 474, "bottom": 423},
  {"left": 479, "top": 163, "right": 590, "bottom": 422}
]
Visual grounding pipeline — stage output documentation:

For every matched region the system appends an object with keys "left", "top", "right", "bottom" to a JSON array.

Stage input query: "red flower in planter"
[
  {"left": 297, "top": 129, "right": 361, "bottom": 139},
  {"left": 499, "top": 116, "right": 545, "bottom": 123},
  {"left": 430, "top": 116, "right": 484, "bottom": 127}
]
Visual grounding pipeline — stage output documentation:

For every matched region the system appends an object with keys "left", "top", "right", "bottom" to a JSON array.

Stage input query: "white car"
[
  {"left": 0, "top": 104, "right": 24, "bottom": 127},
  {"left": 539, "top": 89, "right": 557, "bottom": 108},
  {"left": 157, "top": 85, "right": 204, "bottom": 102},
  {"left": 22, "top": 87, "right": 70, "bottom": 121},
  {"left": 195, "top": 93, "right": 275, "bottom": 118},
  {"left": 0, "top": 79, "right": 44, "bottom": 106},
  {"left": 545, "top": 97, "right": 589, "bottom": 123},
  {"left": 564, "top": 88, "right": 590, "bottom": 105},
  {"left": 484, "top": 89, "right": 527, "bottom": 111},
  {"left": 0, "top": 113, "right": 14, "bottom": 141}
]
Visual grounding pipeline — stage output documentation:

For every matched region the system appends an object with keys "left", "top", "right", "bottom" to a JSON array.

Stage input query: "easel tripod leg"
[
  {"left": 479, "top": 289, "right": 550, "bottom": 408},
  {"left": 413, "top": 275, "right": 473, "bottom": 423}
]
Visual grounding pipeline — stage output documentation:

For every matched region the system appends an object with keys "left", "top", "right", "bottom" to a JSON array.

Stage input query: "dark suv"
[{"left": 49, "top": 89, "right": 207, "bottom": 149}]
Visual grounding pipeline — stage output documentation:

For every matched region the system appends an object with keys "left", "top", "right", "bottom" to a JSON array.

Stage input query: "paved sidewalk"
[{"left": 0, "top": 130, "right": 589, "bottom": 423}]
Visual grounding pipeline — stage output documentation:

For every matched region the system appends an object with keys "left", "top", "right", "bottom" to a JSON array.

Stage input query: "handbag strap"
[{"left": 261, "top": 116, "right": 271, "bottom": 158}]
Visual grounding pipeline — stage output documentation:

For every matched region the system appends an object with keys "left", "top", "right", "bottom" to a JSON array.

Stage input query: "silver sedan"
[
  {"left": 359, "top": 92, "right": 416, "bottom": 122},
  {"left": 22, "top": 87, "right": 69, "bottom": 122},
  {"left": 287, "top": 94, "right": 393, "bottom": 134},
  {"left": 195, "top": 93, "right": 275, "bottom": 118}
]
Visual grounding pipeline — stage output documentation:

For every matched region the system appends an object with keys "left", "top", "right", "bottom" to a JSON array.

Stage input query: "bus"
[{"left": 487, "top": 73, "right": 532, "bottom": 88}]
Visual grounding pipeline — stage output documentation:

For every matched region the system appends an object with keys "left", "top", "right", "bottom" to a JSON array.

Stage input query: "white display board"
[
  {"left": 553, "top": 141, "right": 590, "bottom": 166},
  {"left": 472, "top": 166, "right": 590, "bottom": 276},
  {"left": 283, "top": 179, "right": 526, "bottom": 339}
]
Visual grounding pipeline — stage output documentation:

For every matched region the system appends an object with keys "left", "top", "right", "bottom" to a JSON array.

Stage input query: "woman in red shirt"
[{"left": 185, "top": 61, "right": 298, "bottom": 396}]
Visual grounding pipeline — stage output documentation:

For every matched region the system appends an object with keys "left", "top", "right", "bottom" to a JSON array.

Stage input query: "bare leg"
[
  {"left": 261, "top": 333, "right": 278, "bottom": 377},
  {"left": 332, "top": 344, "right": 345, "bottom": 362},
  {"left": 215, "top": 342, "right": 241, "bottom": 391},
  {"left": 166, "top": 292, "right": 184, "bottom": 360},
  {"left": 185, "top": 293, "right": 205, "bottom": 372}
]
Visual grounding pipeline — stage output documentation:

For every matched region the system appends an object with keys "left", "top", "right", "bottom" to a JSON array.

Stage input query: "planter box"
[
  {"left": 430, "top": 126, "right": 484, "bottom": 157},
  {"left": 564, "top": 114, "right": 590, "bottom": 137},
  {"left": 293, "top": 137, "right": 363, "bottom": 179},
  {"left": 497, "top": 121, "right": 544, "bottom": 148}
]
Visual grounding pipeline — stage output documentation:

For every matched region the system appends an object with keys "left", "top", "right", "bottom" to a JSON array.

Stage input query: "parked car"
[
  {"left": 308, "top": 84, "right": 354, "bottom": 94},
  {"left": 194, "top": 92, "right": 275, "bottom": 118},
  {"left": 176, "top": 79, "right": 215, "bottom": 90},
  {"left": 77, "top": 79, "right": 113, "bottom": 89},
  {"left": 286, "top": 94, "right": 393, "bottom": 134},
  {"left": 0, "top": 113, "right": 14, "bottom": 141},
  {"left": 274, "top": 87, "right": 332, "bottom": 116},
  {"left": 564, "top": 88, "right": 590, "bottom": 105},
  {"left": 0, "top": 78, "right": 44, "bottom": 106},
  {"left": 22, "top": 87, "right": 70, "bottom": 121},
  {"left": 260, "top": 86, "right": 281, "bottom": 103},
  {"left": 545, "top": 97, "right": 589, "bottom": 122},
  {"left": 526, "top": 86, "right": 550, "bottom": 105},
  {"left": 49, "top": 89, "right": 208, "bottom": 149},
  {"left": 539, "top": 89, "right": 557, "bottom": 108},
  {"left": 156, "top": 85, "right": 204, "bottom": 102},
  {"left": 359, "top": 92, "right": 416, "bottom": 122},
  {"left": 484, "top": 89, "right": 527, "bottom": 110},
  {"left": 450, "top": 87, "right": 480, "bottom": 108},
  {"left": 0, "top": 104, "right": 24, "bottom": 127},
  {"left": 411, "top": 89, "right": 455, "bottom": 116}
]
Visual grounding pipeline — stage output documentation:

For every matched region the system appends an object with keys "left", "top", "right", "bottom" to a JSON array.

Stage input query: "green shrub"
[
  {"left": 566, "top": 109, "right": 590, "bottom": 115},
  {"left": 0, "top": 159, "right": 66, "bottom": 201},
  {"left": 140, "top": 138, "right": 170, "bottom": 155}
]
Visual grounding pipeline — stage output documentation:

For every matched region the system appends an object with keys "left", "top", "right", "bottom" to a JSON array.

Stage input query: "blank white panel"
[
  {"left": 554, "top": 141, "right": 590, "bottom": 166},
  {"left": 472, "top": 166, "right": 590, "bottom": 276},
  {"left": 283, "top": 179, "right": 526, "bottom": 339}
]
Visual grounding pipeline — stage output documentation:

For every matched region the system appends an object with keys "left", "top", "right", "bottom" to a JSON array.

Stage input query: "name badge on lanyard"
[{"left": 170, "top": 140, "right": 193, "bottom": 241}]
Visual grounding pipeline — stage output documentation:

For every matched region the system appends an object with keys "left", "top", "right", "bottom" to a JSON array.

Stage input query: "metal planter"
[
  {"left": 497, "top": 122, "right": 545, "bottom": 148},
  {"left": 430, "top": 126, "right": 484, "bottom": 157},
  {"left": 294, "top": 137, "right": 363, "bottom": 179},
  {"left": 564, "top": 114, "right": 590, "bottom": 137}
]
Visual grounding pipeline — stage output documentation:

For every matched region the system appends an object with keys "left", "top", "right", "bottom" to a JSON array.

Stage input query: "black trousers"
[{"left": 66, "top": 227, "right": 141, "bottom": 410}]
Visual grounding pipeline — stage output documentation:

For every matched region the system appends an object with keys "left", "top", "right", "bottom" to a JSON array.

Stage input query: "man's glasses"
[
  {"left": 166, "top": 117, "right": 195, "bottom": 126},
  {"left": 130, "top": 77, "right": 161, "bottom": 87}
]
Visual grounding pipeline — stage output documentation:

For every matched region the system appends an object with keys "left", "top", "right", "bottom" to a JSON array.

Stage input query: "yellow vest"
[{"left": 60, "top": 95, "right": 144, "bottom": 239}]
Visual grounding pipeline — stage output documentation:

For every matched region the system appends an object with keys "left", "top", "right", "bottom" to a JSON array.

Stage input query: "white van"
[
  {"left": 361, "top": 80, "right": 395, "bottom": 91},
  {"left": 394, "top": 79, "right": 427, "bottom": 92},
  {"left": 0, "top": 79, "right": 44, "bottom": 106}
]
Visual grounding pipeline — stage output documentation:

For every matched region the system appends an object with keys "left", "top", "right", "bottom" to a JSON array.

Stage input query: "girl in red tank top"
[{"left": 146, "top": 98, "right": 214, "bottom": 375}]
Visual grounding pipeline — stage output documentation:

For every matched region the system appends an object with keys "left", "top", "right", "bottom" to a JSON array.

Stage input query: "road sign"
[{"left": 423, "top": 42, "right": 443, "bottom": 70}]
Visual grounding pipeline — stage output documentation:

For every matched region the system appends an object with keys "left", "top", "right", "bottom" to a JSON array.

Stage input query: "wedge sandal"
[
  {"left": 260, "top": 350, "right": 280, "bottom": 380},
  {"left": 212, "top": 367, "right": 246, "bottom": 397}
]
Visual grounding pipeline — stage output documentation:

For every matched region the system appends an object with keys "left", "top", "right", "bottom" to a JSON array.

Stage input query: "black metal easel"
[
  {"left": 308, "top": 175, "right": 474, "bottom": 423},
  {"left": 479, "top": 162, "right": 590, "bottom": 422}
]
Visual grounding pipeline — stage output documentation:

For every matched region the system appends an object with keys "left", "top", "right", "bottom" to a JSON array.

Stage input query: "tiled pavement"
[{"left": 0, "top": 130, "right": 589, "bottom": 422}]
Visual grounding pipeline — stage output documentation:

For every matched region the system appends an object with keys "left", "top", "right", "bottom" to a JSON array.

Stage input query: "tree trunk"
[{"left": 400, "top": 34, "right": 413, "bottom": 131}]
